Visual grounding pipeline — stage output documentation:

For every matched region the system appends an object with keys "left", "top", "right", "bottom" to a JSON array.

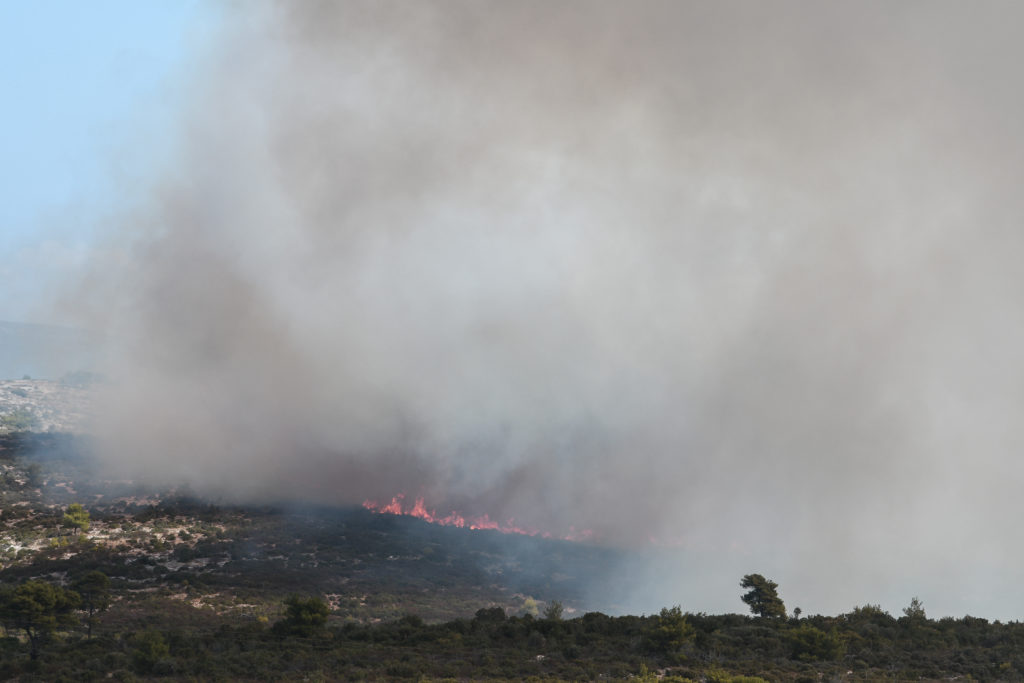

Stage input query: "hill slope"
[
  {"left": 0, "top": 431, "right": 623, "bottom": 624},
  {"left": 4, "top": 433, "right": 1024, "bottom": 680}
]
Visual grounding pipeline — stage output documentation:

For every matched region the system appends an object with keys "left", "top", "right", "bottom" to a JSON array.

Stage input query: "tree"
[
  {"left": 273, "top": 595, "right": 329, "bottom": 636},
  {"left": 843, "top": 604, "right": 895, "bottom": 627},
  {"left": 0, "top": 580, "right": 80, "bottom": 660},
  {"left": 72, "top": 571, "right": 111, "bottom": 639},
  {"left": 645, "top": 605, "right": 696, "bottom": 655},
  {"left": 63, "top": 503, "right": 90, "bottom": 536},
  {"left": 474, "top": 606, "right": 507, "bottom": 623},
  {"left": 543, "top": 600, "right": 564, "bottom": 621},
  {"left": 903, "top": 596, "right": 926, "bottom": 621},
  {"left": 740, "top": 574, "right": 786, "bottom": 618}
]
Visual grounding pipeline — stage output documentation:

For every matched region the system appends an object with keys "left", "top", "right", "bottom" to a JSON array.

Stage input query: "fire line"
[{"left": 362, "top": 493, "right": 595, "bottom": 543}]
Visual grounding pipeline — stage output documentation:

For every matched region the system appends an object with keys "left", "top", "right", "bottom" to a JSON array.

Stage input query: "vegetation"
[
  {"left": 0, "top": 583, "right": 1022, "bottom": 680},
  {"left": 543, "top": 599, "right": 564, "bottom": 621},
  {"left": 3, "top": 431, "right": 1024, "bottom": 679},
  {"left": 273, "top": 595, "right": 330, "bottom": 636},
  {"left": 72, "top": 570, "right": 111, "bottom": 638},
  {"left": 644, "top": 605, "right": 695, "bottom": 657},
  {"left": 0, "top": 408, "right": 39, "bottom": 433},
  {"left": 904, "top": 595, "right": 927, "bottom": 620},
  {"left": 740, "top": 573, "right": 787, "bottom": 619},
  {"left": 63, "top": 502, "right": 90, "bottom": 535},
  {"left": 0, "top": 579, "right": 80, "bottom": 660}
]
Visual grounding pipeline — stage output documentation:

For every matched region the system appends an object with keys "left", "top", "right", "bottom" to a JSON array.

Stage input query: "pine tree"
[{"left": 740, "top": 573, "right": 786, "bottom": 618}]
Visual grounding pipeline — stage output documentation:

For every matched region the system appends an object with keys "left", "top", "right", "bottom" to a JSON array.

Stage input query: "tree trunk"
[{"left": 26, "top": 628, "right": 39, "bottom": 660}]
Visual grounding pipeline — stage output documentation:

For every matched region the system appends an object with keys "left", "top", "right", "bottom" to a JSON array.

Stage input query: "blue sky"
[{"left": 0, "top": 1, "right": 219, "bottom": 323}]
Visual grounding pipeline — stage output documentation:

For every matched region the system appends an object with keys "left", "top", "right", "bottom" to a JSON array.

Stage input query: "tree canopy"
[
  {"left": 274, "top": 595, "right": 330, "bottom": 636},
  {"left": 903, "top": 596, "right": 927, "bottom": 621},
  {"left": 62, "top": 503, "right": 90, "bottom": 535},
  {"left": 644, "top": 605, "right": 695, "bottom": 655},
  {"left": 0, "top": 580, "right": 80, "bottom": 659},
  {"left": 740, "top": 573, "right": 786, "bottom": 618},
  {"left": 544, "top": 599, "right": 564, "bottom": 621},
  {"left": 72, "top": 570, "right": 111, "bottom": 638}
]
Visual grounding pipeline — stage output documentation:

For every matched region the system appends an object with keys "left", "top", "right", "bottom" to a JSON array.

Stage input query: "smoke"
[{"left": 73, "top": 1, "right": 1024, "bottom": 618}]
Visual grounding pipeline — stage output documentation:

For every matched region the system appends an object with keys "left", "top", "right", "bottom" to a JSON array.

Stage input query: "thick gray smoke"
[{"left": 75, "top": 1, "right": 1024, "bottom": 618}]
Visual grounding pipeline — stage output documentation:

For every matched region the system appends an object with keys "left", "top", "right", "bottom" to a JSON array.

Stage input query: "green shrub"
[{"left": 129, "top": 630, "right": 170, "bottom": 674}]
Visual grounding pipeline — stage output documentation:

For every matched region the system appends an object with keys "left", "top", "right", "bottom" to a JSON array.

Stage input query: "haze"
[{"left": 30, "top": 1, "right": 1024, "bottom": 619}]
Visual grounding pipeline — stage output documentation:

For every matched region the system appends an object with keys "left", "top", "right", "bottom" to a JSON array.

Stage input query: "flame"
[{"left": 362, "top": 493, "right": 596, "bottom": 543}]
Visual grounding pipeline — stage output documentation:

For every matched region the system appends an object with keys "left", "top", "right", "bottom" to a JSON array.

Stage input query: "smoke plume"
[{"left": 74, "top": 1, "right": 1024, "bottom": 618}]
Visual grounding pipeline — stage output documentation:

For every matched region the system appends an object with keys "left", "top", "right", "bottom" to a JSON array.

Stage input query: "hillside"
[
  {"left": 4, "top": 432, "right": 1024, "bottom": 680},
  {"left": 3, "top": 389, "right": 1024, "bottom": 680},
  {"left": 0, "top": 431, "right": 614, "bottom": 618},
  {"left": 0, "top": 379, "right": 95, "bottom": 433},
  {"left": 0, "top": 430, "right": 642, "bottom": 679}
]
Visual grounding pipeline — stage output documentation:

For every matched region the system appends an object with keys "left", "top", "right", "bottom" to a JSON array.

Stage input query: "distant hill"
[{"left": 0, "top": 320, "right": 103, "bottom": 380}]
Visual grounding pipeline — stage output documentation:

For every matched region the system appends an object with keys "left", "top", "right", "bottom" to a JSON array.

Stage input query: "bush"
[
  {"left": 273, "top": 595, "right": 330, "bottom": 636},
  {"left": 130, "top": 630, "right": 170, "bottom": 674},
  {"left": 787, "top": 625, "right": 844, "bottom": 662}
]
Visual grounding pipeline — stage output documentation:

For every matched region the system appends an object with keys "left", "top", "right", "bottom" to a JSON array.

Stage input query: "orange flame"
[{"left": 362, "top": 493, "right": 595, "bottom": 542}]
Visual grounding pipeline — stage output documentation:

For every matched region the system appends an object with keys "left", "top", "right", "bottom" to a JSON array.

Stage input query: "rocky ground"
[{"left": 0, "top": 379, "right": 95, "bottom": 433}]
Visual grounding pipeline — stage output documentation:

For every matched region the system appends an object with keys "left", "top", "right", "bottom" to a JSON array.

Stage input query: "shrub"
[
  {"left": 273, "top": 595, "right": 330, "bottom": 636},
  {"left": 130, "top": 630, "right": 170, "bottom": 674}
]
